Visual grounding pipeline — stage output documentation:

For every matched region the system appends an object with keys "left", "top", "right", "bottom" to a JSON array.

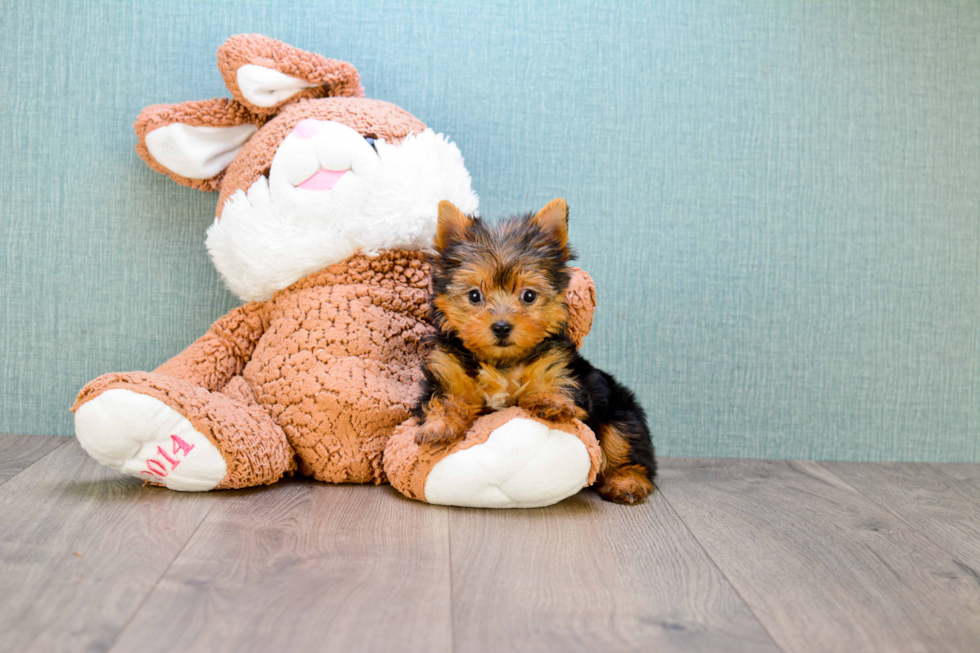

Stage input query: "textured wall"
[{"left": 1, "top": 0, "right": 977, "bottom": 461}]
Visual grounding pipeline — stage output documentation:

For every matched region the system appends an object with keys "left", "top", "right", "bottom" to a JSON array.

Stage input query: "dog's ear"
[
  {"left": 435, "top": 201, "right": 474, "bottom": 252},
  {"left": 217, "top": 34, "right": 364, "bottom": 116},
  {"left": 135, "top": 98, "right": 263, "bottom": 191},
  {"left": 531, "top": 198, "right": 569, "bottom": 248}
]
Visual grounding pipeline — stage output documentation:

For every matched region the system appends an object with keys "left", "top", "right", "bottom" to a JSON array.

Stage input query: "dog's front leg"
[{"left": 415, "top": 394, "right": 481, "bottom": 446}]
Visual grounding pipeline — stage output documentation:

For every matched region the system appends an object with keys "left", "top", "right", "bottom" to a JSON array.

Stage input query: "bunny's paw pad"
[
  {"left": 423, "top": 417, "right": 592, "bottom": 508},
  {"left": 74, "top": 389, "right": 226, "bottom": 491}
]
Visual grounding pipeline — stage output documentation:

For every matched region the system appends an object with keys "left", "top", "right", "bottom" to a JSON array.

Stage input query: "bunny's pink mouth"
[{"left": 296, "top": 169, "right": 348, "bottom": 191}]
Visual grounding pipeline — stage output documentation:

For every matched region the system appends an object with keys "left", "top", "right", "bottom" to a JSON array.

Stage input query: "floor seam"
[
  {"left": 658, "top": 478, "right": 789, "bottom": 653},
  {"left": 447, "top": 508, "right": 456, "bottom": 653},
  {"left": 0, "top": 436, "right": 70, "bottom": 490},
  {"left": 812, "top": 461, "right": 975, "bottom": 566},
  {"left": 104, "top": 496, "right": 218, "bottom": 653}
]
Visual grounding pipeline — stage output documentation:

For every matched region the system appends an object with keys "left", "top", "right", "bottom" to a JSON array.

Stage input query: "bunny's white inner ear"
[
  {"left": 144, "top": 123, "right": 258, "bottom": 179},
  {"left": 236, "top": 64, "right": 317, "bottom": 108}
]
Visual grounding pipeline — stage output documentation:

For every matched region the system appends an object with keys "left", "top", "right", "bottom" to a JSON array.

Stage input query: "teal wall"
[{"left": 1, "top": 0, "right": 978, "bottom": 461}]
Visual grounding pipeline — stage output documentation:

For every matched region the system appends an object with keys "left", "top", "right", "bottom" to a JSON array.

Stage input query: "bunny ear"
[
  {"left": 217, "top": 34, "right": 364, "bottom": 115},
  {"left": 134, "top": 98, "right": 263, "bottom": 191}
]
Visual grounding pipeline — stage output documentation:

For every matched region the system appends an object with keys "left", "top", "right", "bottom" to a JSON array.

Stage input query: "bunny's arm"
[
  {"left": 154, "top": 301, "right": 270, "bottom": 392},
  {"left": 566, "top": 267, "right": 596, "bottom": 349}
]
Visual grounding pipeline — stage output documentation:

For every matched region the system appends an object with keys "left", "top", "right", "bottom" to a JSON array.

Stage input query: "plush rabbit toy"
[{"left": 72, "top": 35, "right": 601, "bottom": 508}]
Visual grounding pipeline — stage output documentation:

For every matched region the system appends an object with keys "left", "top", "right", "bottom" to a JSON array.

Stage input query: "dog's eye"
[
  {"left": 364, "top": 137, "right": 377, "bottom": 151},
  {"left": 468, "top": 289, "right": 482, "bottom": 304},
  {"left": 521, "top": 289, "right": 537, "bottom": 304}
]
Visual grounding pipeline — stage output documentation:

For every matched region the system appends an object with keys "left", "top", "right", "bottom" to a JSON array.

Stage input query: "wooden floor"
[{"left": 1, "top": 435, "right": 978, "bottom": 652}]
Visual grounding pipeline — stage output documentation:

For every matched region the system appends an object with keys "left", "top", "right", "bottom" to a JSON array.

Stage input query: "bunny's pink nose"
[{"left": 293, "top": 119, "right": 326, "bottom": 139}]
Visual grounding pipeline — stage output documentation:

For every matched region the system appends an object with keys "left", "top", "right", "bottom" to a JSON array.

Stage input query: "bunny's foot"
[
  {"left": 73, "top": 373, "right": 294, "bottom": 491},
  {"left": 75, "top": 388, "right": 226, "bottom": 491},
  {"left": 385, "top": 407, "right": 601, "bottom": 508}
]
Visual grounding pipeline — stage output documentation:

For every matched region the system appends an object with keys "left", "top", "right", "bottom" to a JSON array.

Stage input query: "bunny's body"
[{"left": 72, "top": 35, "right": 601, "bottom": 507}]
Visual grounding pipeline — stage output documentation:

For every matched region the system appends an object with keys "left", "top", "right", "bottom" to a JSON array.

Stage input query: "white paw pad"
[
  {"left": 424, "top": 418, "right": 592, "bottom": 508},
  {"left": 74, "top": 389, "right": 227, "bottom": 491}
]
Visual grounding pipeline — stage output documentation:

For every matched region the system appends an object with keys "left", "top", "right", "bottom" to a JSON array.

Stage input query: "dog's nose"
[{"left": 491, "top": 321, "right": 513, "bottom": 339}]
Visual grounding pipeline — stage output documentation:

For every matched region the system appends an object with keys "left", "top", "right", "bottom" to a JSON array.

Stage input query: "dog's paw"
[
  {"left": 414, "top": 418, "right": 465, "bottom": 447},
  {"left": 519, "top": 391, "right": 587, "bottom": 423},
  {"left": 597, "top": 467, "right": 654, "bottom": 505}
]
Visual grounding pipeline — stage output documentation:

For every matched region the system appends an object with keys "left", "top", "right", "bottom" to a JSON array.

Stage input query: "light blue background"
[{"left": 1, "top": 0, "right": 978, "bottom": 461}]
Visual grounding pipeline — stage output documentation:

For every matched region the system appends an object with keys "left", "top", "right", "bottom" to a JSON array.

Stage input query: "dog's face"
[{"left": 432, "top": 199, "right": 574, "bottom": 363}]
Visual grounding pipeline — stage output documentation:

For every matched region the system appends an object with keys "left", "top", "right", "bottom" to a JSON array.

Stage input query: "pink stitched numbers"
[{"left": 141, "top": 435, "right": 196, "bottom": 478}]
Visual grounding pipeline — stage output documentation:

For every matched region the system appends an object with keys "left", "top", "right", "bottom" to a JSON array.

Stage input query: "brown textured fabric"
[
  {"left": 383, "top": 407, "right": 602, "bottom": 502},
  {"left": 215, "top": 98, "right": 427, "bottom": 218},
  {"left": 73, "top": 252, "right": 431, "bottom": 488},
  {"left": 217, "top": 33, "right": 365, "bottom": 115},
  {"left": 566, "top": 266, "right": 596, "bottom": 349},
  {"left": 154, "top": 301, "right": 270, "bottom": 390},
  {"left": 213, "top": 375, "right": 297, "bottom": 488},
  {"left": 243, "top": 251, "right": 433, "bottom": 484},
  {"left": 134, "top": 98, "right": 265, "bottom": 191}
]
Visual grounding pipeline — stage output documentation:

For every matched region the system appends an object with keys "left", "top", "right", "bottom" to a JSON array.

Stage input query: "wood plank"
[
  {"left": 821, "top": 462, "right": 980, "bottom": 569},
  {"left": 449, "top": 488, "right": 782, "bottom": 653},
  {"left": 0, "top": 439, "right": 218, "bottom": 652},
  {"left": 109, "top": 482, "right": 453, "bottom": 653},
  {"left": 0, "top": 433, "right": 66, "bottom": 486},
  {"left": 658, "top": 458, "right": 980, "bottom": 653}
]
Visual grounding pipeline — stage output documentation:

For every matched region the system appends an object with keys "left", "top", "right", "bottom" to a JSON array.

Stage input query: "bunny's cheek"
[{"left": 268, "top": 158, "right": 373, "bottom": 226}]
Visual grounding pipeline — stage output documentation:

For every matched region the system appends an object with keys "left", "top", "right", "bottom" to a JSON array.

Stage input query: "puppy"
[{"left": 414, "top": 199, "right": 656, "bottom": 504}]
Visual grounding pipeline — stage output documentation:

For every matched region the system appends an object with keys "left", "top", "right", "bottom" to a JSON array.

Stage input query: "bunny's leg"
[
  {"left": 73, "top": 301, "right": 294, "bottom": 490},
  {"left": 73, "top": 372, "right": 294, "bottom": 491}
]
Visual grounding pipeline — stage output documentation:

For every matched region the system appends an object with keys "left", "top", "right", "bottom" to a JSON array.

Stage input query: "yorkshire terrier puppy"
[{"left": 413, "top": 198, "right": 657, "bottom": 504}]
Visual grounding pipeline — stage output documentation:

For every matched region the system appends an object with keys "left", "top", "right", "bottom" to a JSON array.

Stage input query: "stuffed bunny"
[{"left": 72, "top": 35, "right": 600, "bottom": 508}]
